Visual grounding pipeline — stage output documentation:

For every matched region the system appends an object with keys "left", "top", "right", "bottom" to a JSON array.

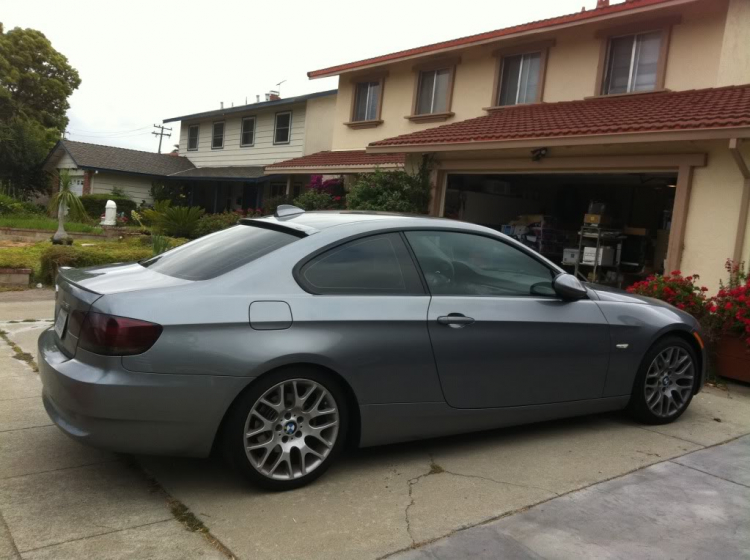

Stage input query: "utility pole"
[{"left": 152, "top": 124, "right": 172, "bottom": 153}]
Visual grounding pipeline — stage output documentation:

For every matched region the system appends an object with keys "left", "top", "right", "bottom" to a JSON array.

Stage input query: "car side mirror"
[{"left": 553, "top": 274, "right": 588, "bottom": 300}]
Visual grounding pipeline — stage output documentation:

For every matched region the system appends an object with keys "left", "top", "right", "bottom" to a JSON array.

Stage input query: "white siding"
[
  {"left": 178, "top": 104, "right": 306, "bottom": 167},
  {"left": 91, "top": 172, "right": 154, "bottom": 204},
  {"left": 57, "top": 152, "right": 82, "bottom": 172}
]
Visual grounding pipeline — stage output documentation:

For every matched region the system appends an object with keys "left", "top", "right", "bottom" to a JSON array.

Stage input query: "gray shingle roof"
[
  {"left": 58, "top": 140, "right": 195, "bottom": 176},
  {"left": 162, "top": 89, "right": 337, "bottom": 124},
  {"left": 168, "top": 166, "right": 267, "bottom": 180}
]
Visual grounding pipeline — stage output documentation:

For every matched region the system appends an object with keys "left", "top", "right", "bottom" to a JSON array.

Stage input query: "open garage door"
[{"left": 442, "top": 172, "right": 677, "bottom": 287}]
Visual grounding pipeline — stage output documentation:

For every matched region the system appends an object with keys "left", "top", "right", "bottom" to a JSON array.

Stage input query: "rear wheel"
[
  {"left": 223, "top": 368, "right": 348, "bottom": 491},
  {"left": 629, "top": 336, "right": 697, "bottom": 425}
]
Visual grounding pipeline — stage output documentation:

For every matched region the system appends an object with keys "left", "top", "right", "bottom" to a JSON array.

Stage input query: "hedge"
[
  {"left": 80, "top": 194, "right": 137, "bottom": 220},
  {"left": 39, "top": 244, "right": 153, "bottom": 284}
]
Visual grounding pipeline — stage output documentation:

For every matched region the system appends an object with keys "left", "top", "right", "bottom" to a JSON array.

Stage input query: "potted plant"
[
  {"left": 709, "top": 260, "right": 750, "bottom": 382},
  {"left": 626, "top": 270, "right": 710, "bottom": 320}
]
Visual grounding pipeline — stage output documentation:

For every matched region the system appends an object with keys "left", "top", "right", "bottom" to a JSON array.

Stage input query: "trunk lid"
[{"left": 54, "top": 263, "right": 191, "bottom": 357}]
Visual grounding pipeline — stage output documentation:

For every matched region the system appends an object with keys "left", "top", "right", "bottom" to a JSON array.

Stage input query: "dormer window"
[{"left": 602, "top": 31, "right": 662, "bottom": 95}]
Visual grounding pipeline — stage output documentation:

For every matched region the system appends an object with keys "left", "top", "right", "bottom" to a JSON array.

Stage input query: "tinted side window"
[
  {"left": 141, "top": 224, "right": 298, "bottom": 280},
  {"left": 299, "top": 233, "right": 423, "bottom": 295},
  {"left": 405, "top": 231, "right": 555, "bottom": 297}
]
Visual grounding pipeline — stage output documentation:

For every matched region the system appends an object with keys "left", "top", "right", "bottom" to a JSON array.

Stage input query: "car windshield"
[{"left": 140, "top": 224, "right": 299, "bottom": 280}]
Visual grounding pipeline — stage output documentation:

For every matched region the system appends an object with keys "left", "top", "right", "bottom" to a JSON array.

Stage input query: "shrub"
[
  {"left": 262, "top": 194, "right": 295, "bottom": 214},
  {"left": 293, "top": 189, "right": 343, "bottom": 211},
  {"left": 194, "top": 212, "right": 240, "bottom": 237},
  {"left": 142, "top": 201, "right": 205, "bottom": 238},
  {"left": 707, "top": 260, "right": 750, "bottom": 347},
  {"left": 0, "top": 194, "right": 45, "bottom": 215},
  {"left": 627, "top": 271, "right": 709, "bottom": 321},
  {"left": 80, "top": 193, "right": 137, "bottom": 220},
  {"left": 39, "top": 243, "right": 153, "bottom": 284},
  {"left": 347, "top": 161, "right": 432, "bottom": 214}
]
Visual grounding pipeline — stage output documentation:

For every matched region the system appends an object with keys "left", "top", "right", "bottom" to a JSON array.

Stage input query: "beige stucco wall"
[
  {"left": 681, "top": 141, "right": 750, "bottom": 289},
  {"left": 716, "top": 0, "right": 750, "bottom": 86},
  {"left": 330, "top": 0, "right": 730, "bottom": 151},
  {"left": 303, "top": 94, "right": 337, "bottom": 155},
  {"left": 91, "top": 172, "right": 154, "bottom": 205}
]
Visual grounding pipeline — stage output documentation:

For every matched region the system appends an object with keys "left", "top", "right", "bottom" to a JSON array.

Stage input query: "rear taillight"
[{"left": 78, "top": 312, "right": 163, "bottom": 356}]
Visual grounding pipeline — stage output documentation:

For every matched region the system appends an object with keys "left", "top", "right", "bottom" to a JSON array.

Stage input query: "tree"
[
  {"left": 49, "top": 169, "right": 86, "bottom": 244},
  {"left": 0, "top": 23, "right": 81, "bottom": 197}
]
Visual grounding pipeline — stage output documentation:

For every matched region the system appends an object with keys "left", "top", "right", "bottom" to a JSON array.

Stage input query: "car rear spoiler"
[{"left": 239, "top": 217, "right": 316, "bottom": 237}]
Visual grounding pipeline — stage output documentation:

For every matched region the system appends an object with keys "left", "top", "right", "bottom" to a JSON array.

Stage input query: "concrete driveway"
[{"left": 1, "top": 291, "right": 749, "bottom": 559}]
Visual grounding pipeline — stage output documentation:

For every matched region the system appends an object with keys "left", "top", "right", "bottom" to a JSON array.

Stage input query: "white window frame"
[
  {"left": 211, "top": 121, "right": 225, "bottom": 150},
  {"left": 187, "top": 124, "right": 199, "bottom": 151},
  {"left": 273, "top": 111, "right": 292, "bottom": 145},
  {"left": 240, "top": 116, "right": 256, "bottom": 147}
]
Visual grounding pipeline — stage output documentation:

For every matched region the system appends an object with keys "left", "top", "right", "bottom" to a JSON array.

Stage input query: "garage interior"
[{"left": 443, "top": 172, "right": 677, "bottom": 287}]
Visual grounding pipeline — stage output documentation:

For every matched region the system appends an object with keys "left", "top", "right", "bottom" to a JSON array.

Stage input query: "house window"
[
  {"left": 602, "top": 31, "right": 663, "bottom": 95},
  {"left": 187, "top": 125, "right": 199, "bottom": 151},
  {"left": 270, "top": 182, "right": 286, "bottom": 197},
  {"left": 353, "top": 81, "right": 382, "bottom": 122},
  {"left": 212, "top": 122, "right": 224, "bottom": 149},
  {"left": 498, "top": 52, "right": 542, "bottom": 106},
  {"left": 415, "top": 68, "right": 452, "bottom": 115},
  {"left": 240, "top": 117, "right": 255, "bottom": 147},
  {"left": 274, "top": 111, "right": 292, "bottom": 144}
]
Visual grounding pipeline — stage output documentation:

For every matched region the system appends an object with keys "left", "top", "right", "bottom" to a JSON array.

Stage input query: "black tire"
[
  {"left": 222, "top": 367, "right": 348, "bottom": 491},
  {"left": 629, "top": 336, "right": 698, "bottom": 425}
]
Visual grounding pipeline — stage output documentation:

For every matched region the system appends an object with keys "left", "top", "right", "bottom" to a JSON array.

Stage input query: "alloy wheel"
[
  {"left": 644, "top": 346, "right": 695, "bottom": 418},
  {"left": 244, "top": 379, "right": 339, "bottom": 480}
]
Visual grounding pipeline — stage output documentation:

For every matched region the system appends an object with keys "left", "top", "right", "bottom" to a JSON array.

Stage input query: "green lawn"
[{"left": 0, "top": 215, "right": 103, "bottom": 234}]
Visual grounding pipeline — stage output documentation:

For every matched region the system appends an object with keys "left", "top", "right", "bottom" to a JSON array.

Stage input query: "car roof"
[{"left": 244, "top": 210, "right": 475, "bottom": 236}]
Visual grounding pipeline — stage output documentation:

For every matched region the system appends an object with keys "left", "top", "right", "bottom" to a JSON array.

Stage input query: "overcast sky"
[{"left": 4, "top": 0, "right": 611, "bottom": 153}]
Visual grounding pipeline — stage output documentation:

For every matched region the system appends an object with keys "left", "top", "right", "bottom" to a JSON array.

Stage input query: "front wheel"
[
  {"left": 629, "top": 336, "right": 698, "bottom": 425},
  {"left": 223, "top": 369, "right": 348, "bottom": 491}
]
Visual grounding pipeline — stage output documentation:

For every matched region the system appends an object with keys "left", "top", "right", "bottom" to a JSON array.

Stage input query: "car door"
[
  {"left": 404, "top": 230, "right": 610, "bottom": 409},
  {"left": 291, "top": 232, "right": 442, "bottom": 405}
]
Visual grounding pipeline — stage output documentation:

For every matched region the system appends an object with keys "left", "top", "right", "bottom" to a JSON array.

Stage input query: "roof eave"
[
  {"left": 366, "top": 127, "right": 750, "bottom": 153},
  {"left": 163, "top": 89, "right": 337, "bottom": 124},
  {"left": 308, "top": 0, "right": 697, "bottom": 79},
  {"left": 264, "top": 163, "right": 405, "bottom": 174}
]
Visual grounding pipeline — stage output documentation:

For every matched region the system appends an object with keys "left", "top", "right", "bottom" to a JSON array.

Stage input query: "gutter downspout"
[{"left": 729, "top": 138, "right": 750, "bottom": 263}]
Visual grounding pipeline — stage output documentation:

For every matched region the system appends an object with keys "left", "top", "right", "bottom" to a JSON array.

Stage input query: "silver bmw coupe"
[{"left": 39, "top": 207, "right": 705, "bottom": 490}]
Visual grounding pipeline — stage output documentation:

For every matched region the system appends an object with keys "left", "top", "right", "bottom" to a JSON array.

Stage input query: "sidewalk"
[{"left": 391, "top": 435, "right": 750, "bottom": 559}]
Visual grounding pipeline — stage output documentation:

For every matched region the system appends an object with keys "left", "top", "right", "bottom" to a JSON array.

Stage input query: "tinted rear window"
[{"left": 140, "top": 224, "right": 299, "bottom": 280}]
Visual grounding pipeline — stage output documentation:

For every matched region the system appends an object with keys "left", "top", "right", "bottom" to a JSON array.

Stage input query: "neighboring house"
[
  {"left": 268, "top": 0, "right": 750, "bottom": 288},
  {"left": 43, "top": 140, "right": 195, "bottom": 205},
  {"left": 43, "top": 89, "right": 337, "bottom": 213},
  {"left": 161, "top": 89, "right": 338, "bottom": 210}
]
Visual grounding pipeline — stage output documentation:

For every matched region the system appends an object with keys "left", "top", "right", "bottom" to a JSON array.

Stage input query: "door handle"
[{"left": 437, "top": 314, "right": 475, "bottom": 328}]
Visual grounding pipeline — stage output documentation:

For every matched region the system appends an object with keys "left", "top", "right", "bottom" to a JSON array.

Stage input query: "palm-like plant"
[{"left": 49, "top": 169, "right": 87, "bottom": 244}]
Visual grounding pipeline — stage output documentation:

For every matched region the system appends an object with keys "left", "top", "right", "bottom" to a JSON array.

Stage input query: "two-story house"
[
  {"left": 268, "top": 0, "right": 750, "bottom": 289},
  {"left": 44, "top": 89, "right": 337, "bottom": 211}
]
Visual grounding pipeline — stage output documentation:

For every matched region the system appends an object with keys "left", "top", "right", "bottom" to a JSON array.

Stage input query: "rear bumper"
[{"left": 38, "top": 328, "right": 250, "bottom": 457}]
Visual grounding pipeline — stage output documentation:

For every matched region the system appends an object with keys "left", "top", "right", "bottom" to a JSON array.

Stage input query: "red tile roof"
[
  {"left": 368, "top": 85, "right": 750, "bottom": 149},
  {"left": 266, "top": 151, "right": 406, "bottom": 169},
  {"left": 308, "top": 0, "right": 682, "bottom": 78}
]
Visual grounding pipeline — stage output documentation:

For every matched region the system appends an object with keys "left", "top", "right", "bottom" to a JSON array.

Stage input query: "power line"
[
  {"left": 152, "top": 124, "right": 172, "bottom": 154},
  {"left": 67, "top": 125, "right": 152, "bottom": 135}
]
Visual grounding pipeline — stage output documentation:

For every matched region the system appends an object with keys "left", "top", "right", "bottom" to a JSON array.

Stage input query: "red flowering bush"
[
  {"left": 627, "top": 270, "right": 709, "bottom": 320},
  {"left": 707, "top": 260, "right": 750, "bottom": 347}
]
